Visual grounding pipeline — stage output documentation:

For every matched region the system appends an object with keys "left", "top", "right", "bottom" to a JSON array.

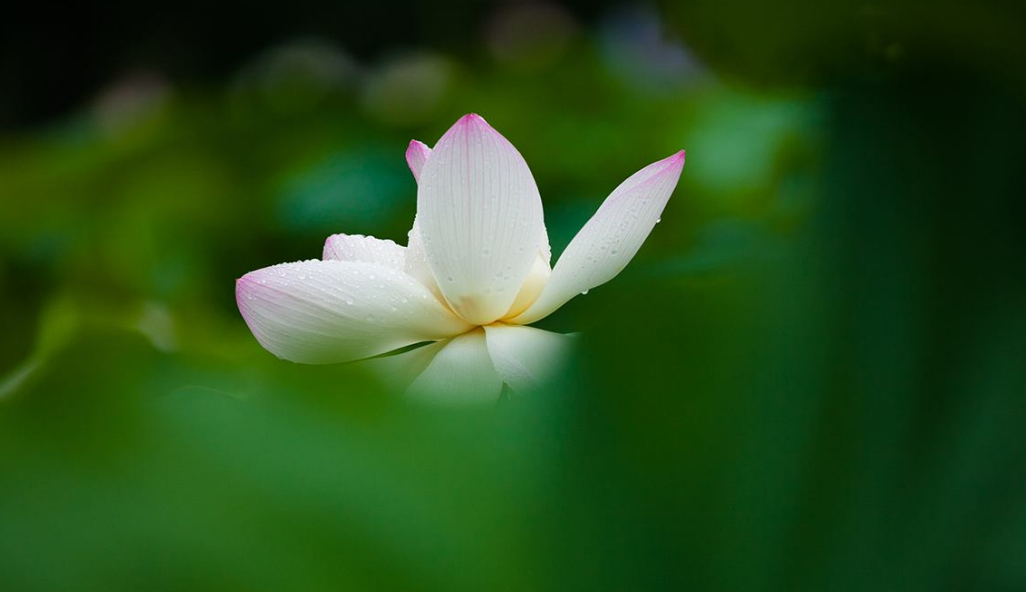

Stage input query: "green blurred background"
[{"left": 1, "top": 1, "right": 1025, "bottom": 590}]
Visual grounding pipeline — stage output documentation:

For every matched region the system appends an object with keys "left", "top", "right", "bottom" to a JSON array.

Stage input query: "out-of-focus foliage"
[
  {"left": 665, "top": 0, "right": 1026, "bottom": 88},
  {"left": 1, "top": 2, "right": 1024, "bottom": 592}
]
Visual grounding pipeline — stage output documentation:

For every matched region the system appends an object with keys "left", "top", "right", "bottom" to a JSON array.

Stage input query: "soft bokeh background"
[{"left": 2, "top": 1, "right": 1025, "bottom": 591}]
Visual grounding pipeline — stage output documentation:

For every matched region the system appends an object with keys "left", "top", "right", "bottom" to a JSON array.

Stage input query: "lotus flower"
[{"left": 237, "top": 114, "right": 684, "bottom": 402}]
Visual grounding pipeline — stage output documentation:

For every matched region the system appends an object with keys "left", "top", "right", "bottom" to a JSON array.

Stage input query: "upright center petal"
[{"left": 416, "top": 114, "right": 549, "bottom": 325}]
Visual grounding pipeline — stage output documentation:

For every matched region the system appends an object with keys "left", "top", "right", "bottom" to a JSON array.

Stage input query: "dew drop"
[{"left": 581, "top": 290, "right": 589, "bottom": 295}]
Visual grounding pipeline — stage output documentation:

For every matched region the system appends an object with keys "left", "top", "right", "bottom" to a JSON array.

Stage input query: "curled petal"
[
  {"left": 323, "top": 234, "right": 405, "bottom": 270},
  {"left": 402, "top": 141, "right": 445, "bottom": 298},
  {"left": 406, "top": 328, "right": 504, "bottom": 404},
  {"left": 404, "top": 220, "right": 444, "bottom": 300},
  {"left": 512, "top": 151, "right": 684, "bottom": 324},
  {"left": 483, "top": 324, "right": 576, "bottom": 393},
  {"left": 405, "top": 139, "right": 432, "bottom": 182},
  {"left": 237, "top": 260, "right": 471, "bottom": 364},
  {"left": 417, "top": 113, "right": 549, "bottom": 325}
]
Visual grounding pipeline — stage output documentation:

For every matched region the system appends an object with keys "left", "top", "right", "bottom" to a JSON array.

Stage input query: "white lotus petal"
[
  {"left": 483, "top": 324, "right": 575, "bottom": 393},
  {"left": 364, "top": 340, "right": 446, "bottom": 393},
  {"left": 405, "top": 139, "right": 431, "bottom": 182},
  {"left": 406, "top": 328, "right": 504, "bottom": 403},
  {"left": 401, "top": 140, "right": 445, "bottom": 298},
  {"left": 417, "top": 113, "right": 549, "bottom": 325},
  {"left": 404, "top": 221, "right": 444, "bottom": 299},
  {"left": 323, "top": 234, "right": 405, "bottom": 270},
  {"left": 236, "top": 260, "right": 471, "bottom": 364},
  {"left": 512, "top": 151, "right": 685, "bottom": 324},
  {"left": 503, "top": 254, "right": 550, "bottom": 319}
]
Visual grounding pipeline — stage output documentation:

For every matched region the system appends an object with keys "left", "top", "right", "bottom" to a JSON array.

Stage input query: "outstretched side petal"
[
  {"left": 511, "top": 151, "right": 684, "bottom": 325},
  {"left": 483, "top": 324, "right": 576, "bottom": 393},
  {"left": 236, "top": 260, "right": 471, "bottom": 364},
  {"left": 417, "top": 114, "right": 549, "bottom": 325},
  {"left": 405, "top": 140, "right": 431, "bottom": 182},
  {"left": 405, "top": 328, "right": 504, "bottom": 404},
  {"left": 323, "top": 234, "right": 405, "bottom": 270}
]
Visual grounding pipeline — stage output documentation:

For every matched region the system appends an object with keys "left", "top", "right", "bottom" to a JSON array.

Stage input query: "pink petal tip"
[
  {"left": 406, "top": 140, "right": 432, "bottom": 181},
  {"left": 407, "top": 139, "right": 429, "bottom": 155},
  {"left": 457, "top": 113, "right": 488, "bottom": 127},
  {"left": 665, "top": 150, "right": 686, "bottom": 166}
]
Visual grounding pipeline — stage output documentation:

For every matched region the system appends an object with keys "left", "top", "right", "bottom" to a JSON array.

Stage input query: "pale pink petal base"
[
  {"left": 365, "top": 324, "right": 576, "bottom": 401},
  {"left": 405, "top": 328, "right": 504, "bottom": 403},
  {"left": 483, "top": 324, "right": 576, "bottom": 393},
  {"left": 363, "top": 340, "right": 445, "bottom": 393}
]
